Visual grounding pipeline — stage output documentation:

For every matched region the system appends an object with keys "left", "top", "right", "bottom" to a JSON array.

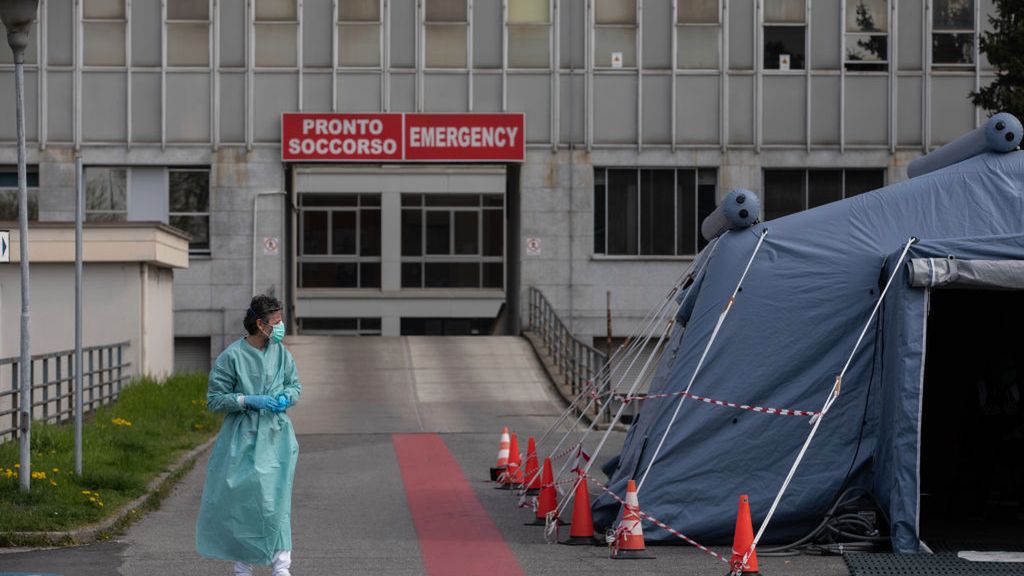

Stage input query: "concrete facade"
[{"left": 0, "top": 0, "right": 997, "bottom": 362}]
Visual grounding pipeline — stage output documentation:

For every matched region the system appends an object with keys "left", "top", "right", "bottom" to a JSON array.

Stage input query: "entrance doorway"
[{"left": 920, "top": 289, "right": 1024, "bottom": 549}]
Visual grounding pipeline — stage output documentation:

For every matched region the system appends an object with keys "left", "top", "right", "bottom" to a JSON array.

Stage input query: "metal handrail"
[
  {"left": 0, "top": 341, "right": 132, "bottom": 441},
  {"left": 526, "top": 287, "right": 611, "bottom": 421}
]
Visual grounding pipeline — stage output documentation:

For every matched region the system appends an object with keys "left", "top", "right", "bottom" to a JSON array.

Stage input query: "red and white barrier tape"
[
  {"left": 584, "top": 473, "right": 729, "bottom": 564},
  {"left": 616, "top": 391, "right": 820, "bottom": 418}
]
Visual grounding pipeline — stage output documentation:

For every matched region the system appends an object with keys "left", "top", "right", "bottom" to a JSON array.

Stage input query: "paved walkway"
[{"left": 0, "top": 336, "right": 849, "bottom": 576}]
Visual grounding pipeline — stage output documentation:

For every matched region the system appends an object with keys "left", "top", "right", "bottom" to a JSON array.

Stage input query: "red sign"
[{"left": 281, "top": 113, "right": 524, "bottom": 162}]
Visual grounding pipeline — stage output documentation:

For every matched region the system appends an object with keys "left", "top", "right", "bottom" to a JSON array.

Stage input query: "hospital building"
[{"left": 0, "top": 0, "right": 996, "bottom": 372}]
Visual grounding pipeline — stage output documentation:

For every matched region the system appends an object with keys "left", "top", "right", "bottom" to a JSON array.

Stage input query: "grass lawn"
[{"left": 0, "top": 373, "right": 221, "bottom": 536}]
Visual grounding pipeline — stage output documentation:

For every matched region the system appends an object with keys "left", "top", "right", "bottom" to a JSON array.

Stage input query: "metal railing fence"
[
  {"left": 527, "top": 287, "right": 615, "bottom": 422},
  {"left": 0, "top": 341, "right": 131, "bottom": 441}
]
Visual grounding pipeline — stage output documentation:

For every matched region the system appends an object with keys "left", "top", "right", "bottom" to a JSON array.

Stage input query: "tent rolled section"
[
  {"left": 701, "top": 189, "right": 761, "bottom": 242},
  {"left": 907, "top": 112, "right": 1022, "bottom": 179}
]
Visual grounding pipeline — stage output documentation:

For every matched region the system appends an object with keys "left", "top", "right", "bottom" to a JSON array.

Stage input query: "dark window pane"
[
  {"left": 401, "top": 194, "right": 422, "bottom": 206},
  {"left": 401, "top": 262, "right": 423, "bottom": 288},
  {"left": 362, "top": 318, "right": 382, "bottom": 330},
  {"left": 483, "top": 262, "right": 504, "bottom": 288},
  {"left": 0, "top": 189, "right": 39, "bottom": 221},
  {"left": 932, "top": 33, "right": 974, "bottom": 64},
  {"left": 85, "top": 167, "right": 127, "bottom": 212},
  {"left": 425, "top": 262, "right": 480, "bottom": 288},
  {"left": 426, "top": 211, "right": 451, "bottom": 254},
  {"left": 808, "top": 171, "right": 843, "bottom": 209},
  {"left": 300, "top": 194, "right": 357, "bottom": 207},
  {"left": 169, "top": 170, "right": 209, "bottom": 212},
  {"left": 639, "top": 170, "right": 676, "bottom": 255},
  {"left": 595, "top": 175, "right": 607, "bottom": 254},
  {"left": 482, "top": 209, "right": 503, "bottom": 256},
  {"left": 169, "top": 215, "right": 210, "bottom": 251},
  {"left": 453, "top": 211, "right": 479, "bottom": 255},
  {"left": 360, "top": 194, "right": 381, "bottom": 206},
  {"left": 764, "top": 170, "right": 805, "bottom": 220},
  {"left": 606, "top": 169, "right": 638, "bottom": 255},
  {"left": 361, "top": 208, "right": 381, "bottom": 256},
  {"left": 763, "top": 26, "right": 805, "bottom": 70},
  {"left": 846, "top": 34, "right": 888, "bottom": 64},
  {"left": 845, "top": 169, "right": 885, "bottom": 197},
  {"left": 302, "top": 211, "right": 328, "bottom": 254},
  {"left": 425, "top": 194, "right": 478, "bottom": 207},
  {"left": 933, "top": 0, "right": 973, "bottom": 30},
  {"left": 402, "top": 209, "right": 422, "bottom": 256},
  {"left": 301, "top": 318, "right": 358, "bottom": 331},
  {"left": 360, "top": 262, "right": 381, "bottom": 288},
  {"left": 301, "top": 262, "right": 357, "bottom": 288},
  {"left": 0, "top": 170, "right": 39, "bottom": 187},
  {"left": 676, "top": 170, "right": 696, "bottom": 255},
  {"left": 332, "top": 211, "right": 357, "bottom": 254},
  {"left": 483, "top": 194, "right": 503, "bottom": 207},
  {"left": 697, "top": 170, "right": 717, "bottom": 251}
]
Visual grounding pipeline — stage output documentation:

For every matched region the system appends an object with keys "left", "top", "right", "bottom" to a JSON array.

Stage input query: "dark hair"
[{"left": 244, "top": 294, "right": 282, "bottom": 335}]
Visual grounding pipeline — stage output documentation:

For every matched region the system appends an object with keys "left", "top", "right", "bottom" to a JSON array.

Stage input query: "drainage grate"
[{"left": 845, "top": 553, "right": 1024, "bottom": 576}]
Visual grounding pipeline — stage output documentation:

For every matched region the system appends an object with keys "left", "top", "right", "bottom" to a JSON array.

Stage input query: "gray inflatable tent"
[{"left": 592, "top": 149, "right": 1024, "bottom": 554}]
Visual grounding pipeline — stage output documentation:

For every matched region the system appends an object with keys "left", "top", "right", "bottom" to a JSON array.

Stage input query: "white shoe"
[
  {"left": 272, "top": 549, "right": 292, "bottom": 576},
  {"left": 233, "top": 561, "right": 254, "bottom": 576}
]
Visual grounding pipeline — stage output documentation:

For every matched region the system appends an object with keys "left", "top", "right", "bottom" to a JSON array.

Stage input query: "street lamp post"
[{"left": 1, "top": 0, "right": 40, "bottom": 493}]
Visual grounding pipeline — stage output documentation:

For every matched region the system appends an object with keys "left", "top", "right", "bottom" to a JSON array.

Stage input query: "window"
[
  {"left": 255, "top": 0, "right": 298, "bottom": 68},
  {"left": 401, "top": 194, "right": 504, "bottom": 289},
  {"left": 400, "top": 317, "right": 494, "bottom": 336},
  {"left": 298, "top": 194, "right": 381, "bottom": 289},
  {"left": 762, "top": 168, "right": 885, "bottom": 221},
  {"left": 932, "top": 0, "right": 974, "bottom": 67},
  {"left": 339, "top": 0, "right": 382, "bottom": 67},
  {"left": 169, "top": 169, "right": 211, "bottom": 254},
  {"left": 425, "top": 0, "right": 468, "bottom": 68},
  {"left": 85, "top": 167, "right": 128, "bottom": 221},
  {"left": 298, "top": 317, "right": 382, "bottom": 335},
  {"left": 763, "top": 0, "right": 805, "bottom": 70},
  {"left": 677, "top": 0, "right": 719, "bottom": 70},
  {"left": 594, "top": 168, "right": 717, "bottom": 257},
  {"left": 595, "top": 0, "right": 636, "bottom": 68},
  {"left": 83, "top": 0, "right": 126, "bottom": 67},
  {"left": 167, "top": 0, "right": 211, "bottom": 67},
  {"left": 0, "top": 169, "right": 39, "bottom": 221},
  {"left": 845, "top": 0, "right": 888, "bottom": 70},
  {"left": 508, "top": 0, "right": 551, "bottom": 68}
]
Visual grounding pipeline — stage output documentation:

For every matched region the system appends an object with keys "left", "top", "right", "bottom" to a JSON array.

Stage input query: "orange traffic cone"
[
  {"left": 610, "top": 480, "right": 653, "bottom": 559},
  {"left": 498, "top": 433, "right": 522, "bottom": 490},
  {"left": 727, "top": 495, "right": 760, "bottom": 575},
  {"left": 490, "top": 426, "right": 510, "bottom": 481},
  {"left": 526, "top": 457, "right": 564, "bottom": 526},
  {"left": 560, "top": 472, "right": 603, "bottom": 545},
  {"left": 523, "top": 436, "right": 541, "bottom": 495}
]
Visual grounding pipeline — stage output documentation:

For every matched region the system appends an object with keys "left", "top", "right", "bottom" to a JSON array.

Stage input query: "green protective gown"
[{"left": 195, "top": 337, "right": 302, "bottom": 565}]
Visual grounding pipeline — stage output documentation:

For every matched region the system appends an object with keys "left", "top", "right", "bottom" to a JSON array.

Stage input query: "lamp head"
[{"left": 0, "top": 0, "right": 40, "bottom": 58}]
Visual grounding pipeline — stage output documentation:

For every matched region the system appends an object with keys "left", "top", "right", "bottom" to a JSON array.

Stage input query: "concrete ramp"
[{"left": 286, "top": 336, "right": 564, "bottom": 434}]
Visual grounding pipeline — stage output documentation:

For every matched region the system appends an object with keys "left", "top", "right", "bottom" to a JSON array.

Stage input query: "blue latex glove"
[
  {"left": 244, "top": 395, "right": 279, "bottom": 411},
  {"left": 272, "top": 394, "right": 291, "bottom": 413}
]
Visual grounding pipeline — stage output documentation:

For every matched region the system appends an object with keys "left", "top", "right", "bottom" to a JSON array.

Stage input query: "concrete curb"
[
  {"left": 521, "top": 330, "right": 628, "bottom": 433},
  {"left": 1, "top": 436, "right": 217, "bottom": 547}
]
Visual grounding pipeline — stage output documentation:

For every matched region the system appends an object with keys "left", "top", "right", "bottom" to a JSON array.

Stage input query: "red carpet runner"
[{"left": 393, "top": 433, "right": 526, "bottom": 576}]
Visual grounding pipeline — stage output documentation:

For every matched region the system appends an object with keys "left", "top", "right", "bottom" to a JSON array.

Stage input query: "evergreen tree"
[{"left": 971, "top": 0, "right": 1024, "bottom": 118}]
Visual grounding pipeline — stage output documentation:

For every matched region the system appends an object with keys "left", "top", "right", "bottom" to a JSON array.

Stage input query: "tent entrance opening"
[{"left": 920, "top": 289, "right": 1024, "bottom": 549}]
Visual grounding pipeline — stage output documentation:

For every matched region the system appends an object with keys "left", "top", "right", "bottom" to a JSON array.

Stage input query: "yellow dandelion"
[
  {"left": 52, "top": 467, "right": 59, "bottom": 473},
  {"left": 82, "top": 490, "right": 91, "bottom": 495},
  {"left": 49, "top": 480, "right": 57, "bottom": 487},
  {"left": 14, "top": 463, "right": 19, "bottom": 468}
]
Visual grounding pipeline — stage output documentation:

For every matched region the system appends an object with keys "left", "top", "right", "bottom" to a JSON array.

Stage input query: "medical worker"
[{"left": 196, "top": 294, "right": 301, "bottom": 576}]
